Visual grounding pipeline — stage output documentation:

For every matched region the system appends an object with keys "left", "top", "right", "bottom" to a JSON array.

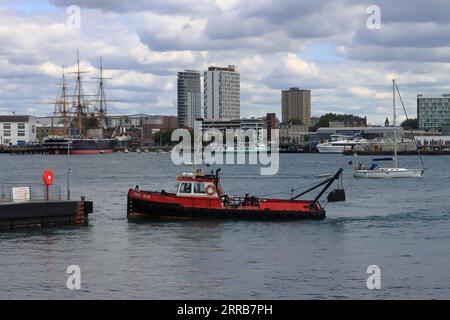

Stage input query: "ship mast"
[
  {"left": 93, "top": 57, "right": 114, "bottom": 137},
  {"left": 49, "top": 67, "right": 70, "bottom": 138},
  {"left": 76, "top": 50, "right": 83, "bottom": 136},
  {"left": 96, "top": 57, "right": 110, "bottom": 134},
  {"left": 61, "top": 67, "right": 69, "bottom": 138}
]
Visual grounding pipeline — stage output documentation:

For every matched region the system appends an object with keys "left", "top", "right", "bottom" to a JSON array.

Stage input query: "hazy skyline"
[{"left": 1, "top": 0, "right": 450, "bottom": 125}]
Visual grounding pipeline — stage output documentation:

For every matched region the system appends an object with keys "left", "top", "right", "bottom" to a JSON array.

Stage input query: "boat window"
[
  {"left": 193, "top": 182, "right": 206, "bottom": 194},
  {"left": 179, "top": 182, "right": 192, "bottom": 193}
]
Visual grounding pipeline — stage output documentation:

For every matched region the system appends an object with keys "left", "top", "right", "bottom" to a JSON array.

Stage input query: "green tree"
[
  {"left": 71, "top": 116, "right": 99, "bottom": 132},
  {"left": 154, "top": 128, "right": 176, "bottom": 146},
  {"left": 290, "top": 119, "right": 304, "bottom": 125},
  {"left": 309, "top": 113, "right": 358, "bottom": 132},
  {"left": 400, "top": 118, "right": 419, "bottom": 129}
]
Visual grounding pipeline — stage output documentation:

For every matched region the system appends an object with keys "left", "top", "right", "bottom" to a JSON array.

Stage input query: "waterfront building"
[
  {"left": 240, "top": 117, "right": 266, "bottom": 132},
  {"left": 417, "top": 94, "right": 450, "bottom": 131},
  {"left": 240, "top": 117, "right": 267, "bottom": 144},
  {"left": 36, "top": 116, "right": 65, "bottom": 143},
  {"left": 177, "top": 70, "right": 201, "bottom": 128},
  {"left": 104, "top": 114, "right": 177, "bottom": 145},
  {"left": 0, "top": 115, "right": 37, "bottom": 146},
  {"left": 317, "top": 126, "right": 402, "bottom": 141},
  {"left": 329, "top": 116, "right": 367, "bottom": 128},
  {"left": 266, "top": 113, "right": 277, "bottom": 142},
  {"left": 281, "top": 87, "right": 311, "bottom": 126},
  {"left": 142, "top": 115, "right": 178, "bottom": 144},
  {"left": 199, "top": 118, "right": 241, "bottom": 133},
  {"left": 278, "top": 122, "right": 309, "bottom": 145},
  {"left": 105, "top": 114, "right": 154, "bottom": 129},
  {"left": 204, "top": 66, "right": 240, "bottom": 121},
  {"left": 415, "top": 135, "right": 450, "bottom": 148},
  {"left": 198, "top": 113, "right": 275, "bottom": 143}
]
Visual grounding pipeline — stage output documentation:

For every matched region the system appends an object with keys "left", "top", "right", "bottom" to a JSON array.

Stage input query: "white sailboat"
[{"left": 353, "top": 79, "right": 424, "bottom": 178}]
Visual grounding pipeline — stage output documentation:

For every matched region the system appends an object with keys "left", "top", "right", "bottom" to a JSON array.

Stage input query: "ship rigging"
[{"left": 43, "top": 51, "right": 117, "bottom": 154}]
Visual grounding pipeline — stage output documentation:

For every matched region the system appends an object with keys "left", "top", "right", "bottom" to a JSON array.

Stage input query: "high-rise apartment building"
[
  {"left": 177, "top": 70, "right": 201, "bottom": 128},
  {"left": 417, "top": 94, "right": 450, "bottom": 131},
  {"left": 204, "top": 65, "right": 240, "bottom": 121},
  {"left": 281, "top": 87, "right": 311, "bottom": 126}
]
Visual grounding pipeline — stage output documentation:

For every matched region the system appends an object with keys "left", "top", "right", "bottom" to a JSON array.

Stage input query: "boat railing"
[
  {"left": 0, "top": 182, "right": 63, "bottom": 203},
  {"left": 222, "top": 195, "right": 261, "bottom": 208}
]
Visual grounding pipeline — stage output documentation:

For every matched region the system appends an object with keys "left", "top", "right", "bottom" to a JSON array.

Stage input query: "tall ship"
[{"left": 43, "top": 52, "right": 117, "bottom": 154}]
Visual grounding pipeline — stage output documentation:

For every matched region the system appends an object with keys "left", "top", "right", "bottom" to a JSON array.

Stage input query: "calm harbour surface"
[{"left": 0, "top": 152, "right": 449, "bottom": 299}]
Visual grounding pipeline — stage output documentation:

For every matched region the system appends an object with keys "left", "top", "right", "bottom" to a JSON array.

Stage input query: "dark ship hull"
[
  {"left": 70, "top": 138, "right": 116, "bottom": 154},
  {"left": 43, "top": 137, "right": 116, "bottom": 154}
]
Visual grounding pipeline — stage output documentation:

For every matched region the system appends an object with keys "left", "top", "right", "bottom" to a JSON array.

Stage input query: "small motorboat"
[{"left": 127, "top": 168, "right": 345, "bottom": 221}]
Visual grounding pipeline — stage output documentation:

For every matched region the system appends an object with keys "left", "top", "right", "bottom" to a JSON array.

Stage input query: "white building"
[
  {"left": 204, "top": 65, "right": 240, "bottom": 121},
  {"left": 278, "top": 122, "right": 309, "bottom": 144},
  {"left": 105, "top": 114, "right": 152, "bottom": 128},
  {"left": 0, "top": 115, "right": 37, "bottom": 146},
  {"left": 415, "top": 135, "right": 450, "bottom": 146},
  {"left": 177, "top": 70, "right": 201, "bottom": 128},
  {"left": 417, "top": 94, "right": 450, "bottom": 131}
]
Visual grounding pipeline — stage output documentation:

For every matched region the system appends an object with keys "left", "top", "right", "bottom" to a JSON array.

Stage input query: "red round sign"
[{"left": 43, "top": 169, "right": 55, "bottom": 186}]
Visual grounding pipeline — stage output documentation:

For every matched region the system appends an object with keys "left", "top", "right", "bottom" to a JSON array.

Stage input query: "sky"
[{"left": 0, "top": 0, "right": 449, "bottom": 125}]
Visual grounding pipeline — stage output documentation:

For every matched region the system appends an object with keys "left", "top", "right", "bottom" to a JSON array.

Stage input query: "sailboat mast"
[
  {"left": 76, "top": 50, "right": 83, "bottom": 136},
  {"left": 393, "top": 78, "right": 398, "bottom": 168}
]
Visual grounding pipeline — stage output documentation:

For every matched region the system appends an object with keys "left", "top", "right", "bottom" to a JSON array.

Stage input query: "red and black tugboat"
[{"left": 127, "top": 168, "right": 344, "bottom": 221}]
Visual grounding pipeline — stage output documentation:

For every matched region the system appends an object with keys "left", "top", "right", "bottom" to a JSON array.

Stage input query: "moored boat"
[
  {"left": 352, "top": 79, "right": 425, "bottom": 178},
  {"left": 41, "top": 52, "right": 118, "bottom": 155},
  {"left": 316, "top": 134, "right": 369, "bottom": 154},
  {"left": 127, "top": 168, "right": 344, "bottom": 221},
  {"left": 352, "top": 159, "right": 424, "bottom": 178}
]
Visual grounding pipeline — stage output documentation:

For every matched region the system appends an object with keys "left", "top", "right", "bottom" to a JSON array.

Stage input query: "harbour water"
[{"left": 1, "top": 153, "right": 449, "bottom": 299}]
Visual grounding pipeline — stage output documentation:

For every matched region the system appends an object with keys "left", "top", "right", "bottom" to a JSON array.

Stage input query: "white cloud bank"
[{"left": 0, "top": 0, "right": 449, "bottom": 124}]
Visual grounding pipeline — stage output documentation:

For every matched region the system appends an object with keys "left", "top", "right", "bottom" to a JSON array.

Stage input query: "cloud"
[{"left": 0, "top": 0, "right": 450, "bottom": 126}]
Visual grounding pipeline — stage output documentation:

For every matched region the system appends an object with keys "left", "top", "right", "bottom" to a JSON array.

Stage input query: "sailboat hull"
[{"left": 353, "top": 168, "right": 424, "bottom": 178}]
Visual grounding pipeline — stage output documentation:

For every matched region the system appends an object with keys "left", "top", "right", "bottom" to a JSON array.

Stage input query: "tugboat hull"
[{"left": 127, "top": 192, "right": 326, "bottom": 221}]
